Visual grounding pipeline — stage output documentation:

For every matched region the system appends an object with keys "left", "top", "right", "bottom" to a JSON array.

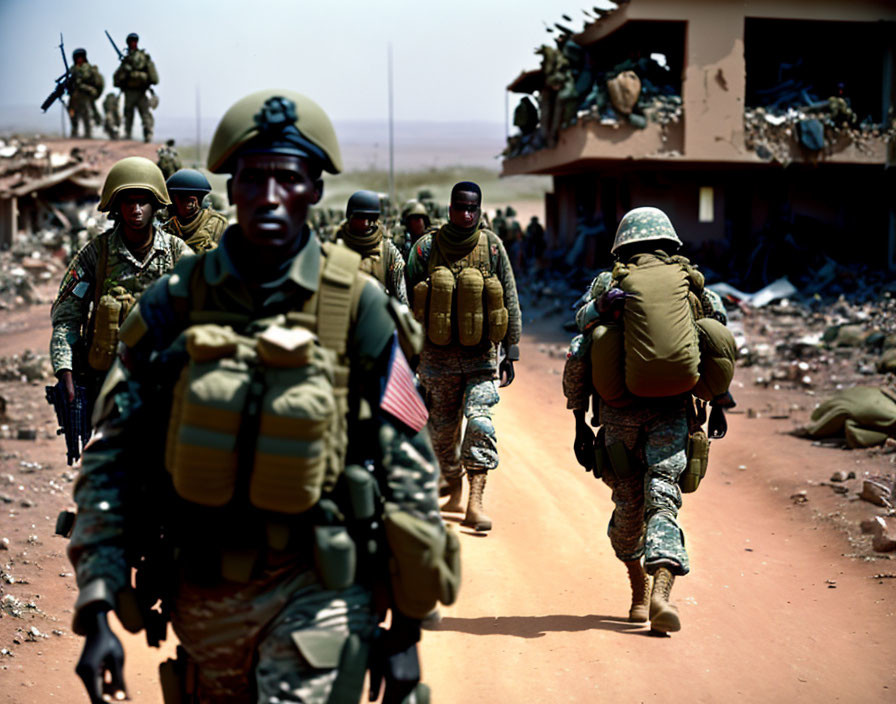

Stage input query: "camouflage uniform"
[
  {"left": 156, "top": 142, "right": 182, "bottom": 180},
  {"left": 49, "top": 225, "right": 190, "bottom": 375},
  {"left": 161, "top": 207, "right": 228, "bottom": 253},
  {"left": 406, "top": 228, "right": 521, "bottom": 480},
  {"left": 335, "top": 221, "right": 408, "bottom": 305},
  {"left": 102, "top": 93, "right": 121, "bottom": 140},
  {"left": 113, "top": 48, "right": 158, "bottom": 141},
  {"left": 69, "top": 61, "right": 104, "bottom": 138}
]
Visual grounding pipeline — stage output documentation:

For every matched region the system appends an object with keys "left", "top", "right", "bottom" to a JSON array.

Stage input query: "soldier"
[
  {"left": 102, "top": 93, "right": 121, "bottom": 140},
  {"left": 66, "top": 89, "right": 459, "bottom": 704},
  {"left": 160, "top": 169, "right": 228, "bottom": 253},
  {"left": 68, "top": 48, "right": 104, "bottom": 139},
  {"left": 156, "top": 139, "right": 182, "bottom": 179},
  {"left": 526, "top": 215, "right": 546, "bottom": 271},
  {"left": 563, "top": 206, "right": 733, "bottom": 634},
  {"left": 491, "top": 207, "right": 508, "bottom": 244},
  {"left": 399, "top": 199, "right": 435, "bottom": 253},
  {"left": 335, "top": 189, "right": 408, "bottom": 305},
  {"left": 406, "top": 182, "right": 521, "bottom": 532},
  {"left": 112, "top": 32, "right": 159, "bottom": 142},
  {"left": 50, "top": 157, "right": 190, "bottom": 412}
]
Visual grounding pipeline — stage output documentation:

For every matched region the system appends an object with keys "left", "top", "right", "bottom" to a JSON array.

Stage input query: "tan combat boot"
[
  {"left": 649, "top": 567, "right": 681, "bottom": 633},
  {"left": 625, "top": 560, "right": 651, "bottom": 623},
  {"left": 441, "top": 475, "right": 465, "bottom": 513},
  {"left": 461, "top": 470, "right": 492, "bottom": 532}
]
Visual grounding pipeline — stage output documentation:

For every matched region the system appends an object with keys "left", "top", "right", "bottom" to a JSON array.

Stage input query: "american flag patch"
[{"left": 380, "top": 334, "right": 428, "bottom": 433}]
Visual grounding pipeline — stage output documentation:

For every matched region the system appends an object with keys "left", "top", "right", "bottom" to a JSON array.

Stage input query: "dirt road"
[{"left": 1, "top": 304, "right": 894, "bottom": 703}]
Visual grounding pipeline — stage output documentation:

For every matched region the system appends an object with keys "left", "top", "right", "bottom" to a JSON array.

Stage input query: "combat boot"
[
  {"left": 649, "top": 567, "right": 681, "bottom": 633},
  {"left": 461, "top": 470, "right": 491, "bottom": 532},
  {"left": 441, "top": 475, "right": 464, "bottom": 513},
  {"left": 625, "top": 560, "right": 651, "bottom": 623}
]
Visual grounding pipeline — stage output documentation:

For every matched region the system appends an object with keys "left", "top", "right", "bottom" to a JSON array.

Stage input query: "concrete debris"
[
  {"left": 859, "top": 477, "right": 894, "bottom": 508},
  {"left": 860, "top": 516, "right": 896, "bottom": 553},
  {"left": 0, "top": 350, "right": 52, "bottom": 382}
]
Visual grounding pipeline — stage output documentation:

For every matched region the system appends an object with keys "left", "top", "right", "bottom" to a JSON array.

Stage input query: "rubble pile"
[{"left": 0, "top": 351, "right": 52, "bottom": 383}]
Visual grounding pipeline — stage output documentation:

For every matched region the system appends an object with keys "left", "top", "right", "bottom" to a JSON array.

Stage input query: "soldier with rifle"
[
  {"left": 66, "top": 48, "right": 104, "bottom": 138},
  {"left": 108, "top": 31, "right": 159, "bottom": 142},
  {"left": 48, "top": 157, "right": 190, "bottom": 465},
  {"left": 65, "top": 89, "right": 460, "bottom": 704}
]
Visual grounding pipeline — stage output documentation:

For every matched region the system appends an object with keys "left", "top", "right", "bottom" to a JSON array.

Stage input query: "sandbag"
[
  {"left": 617, "top": 256, "right": 700, "bottom": 397},
  {"left": 692, "top": 317, "right": 737, "bottom": 402},
  {"left": 427, "top": 266, "right": 454, "bottom": 346},
  {"left": 805, "top": 386, "right": 896, "bottom": 448},
  {"left": 590, "top": 322, "right": 629, "bottom": 404},
  {"left": 607, "top": 70, "right": 641, "bottom": 115},
  {"left": 456, "top": 267, "right": 485, "bottom": 346}
]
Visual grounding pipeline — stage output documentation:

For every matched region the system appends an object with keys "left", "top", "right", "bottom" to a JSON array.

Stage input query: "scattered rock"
[
  {"left": 859, "top": 477, "right": 894, "bottom": 507},
  {"left": 830, "top": 470, "right": 849, "bottom": 482},
  {"left": 16, "top": 427, "right": 37, "bottom": 440}
]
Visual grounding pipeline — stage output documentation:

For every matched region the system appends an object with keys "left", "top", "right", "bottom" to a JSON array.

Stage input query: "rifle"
[
  {"left": 105, "top": 30, "right": 158, "bottom": 106},
  {"left": 40, "top": 33, "right": 72, "bottom": 113},
  {"left": 45, "top": 380, "right": 90, "bottom": 465}
]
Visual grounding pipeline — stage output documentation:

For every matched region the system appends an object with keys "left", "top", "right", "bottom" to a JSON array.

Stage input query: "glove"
[
  {"left": 707, "top": 392, "right": 735, "bottom": 439},
  {"left": 368, "top": 612, "right": 422, "bottom": 704},
  {"left": 499, "top": 343, "right": 519, "bottom": 388},
  {"left": 573, "top": 410, "right": 595, "bottom": 470},
  {"left": 75, "top": 609, "right": 127, "bottom": 704}
]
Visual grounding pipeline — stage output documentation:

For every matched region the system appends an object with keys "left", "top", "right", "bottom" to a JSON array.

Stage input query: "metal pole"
[
  {"left": 388, "top": 43, "right": 395, "bottom": 211},
  {"left": 505, "top": 90, "right": 509, "bottom": 141},
  {"left": 196, "top": 84, "right": 201, "bottom": 165}
]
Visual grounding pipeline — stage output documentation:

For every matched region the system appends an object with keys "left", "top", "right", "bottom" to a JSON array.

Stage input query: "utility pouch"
[
  {"left": 412, "top": 281, "right": 429, "bottom": 324},
  {"left": 87, "top": 294, "right": 122, "bottom": 371},
  {"left": 592, "top": 426, "right": 609, "bottom": 479},
  {"left": 427, "top": 267, "right": 454, "bottom": 345},
  {"left": 456, "top": 267, "right": 484, "bottom": 346},
  {"left": 313, "top": 525, "right": 357, "bottom": 591},
  {"left": 344, "top": 464, "right": 377, "bottom": 521},
  {"left": 484, "top": 275, "right": 508, "bottom": 343},
  {"left": 383, "top": 508, "right": 461, "bottom": 619},
  {"left": 606, "top": 440, "right": 634, "bottom": 480},
  {"left": 681, "top": 429, "right": 710, "bottom": 493}
]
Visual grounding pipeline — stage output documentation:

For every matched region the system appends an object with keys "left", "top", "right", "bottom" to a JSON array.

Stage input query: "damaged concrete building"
[{"left": 503, "top": 0, "right": 896, "bottom": 289}]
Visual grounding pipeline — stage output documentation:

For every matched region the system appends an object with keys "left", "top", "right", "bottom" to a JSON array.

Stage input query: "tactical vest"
[
  {"left": 164, "top": 244, "right": 365, "bottom": 516},
  {"left": 86, "top": 233, "right": 137, "bottom": 372},
  {"left": 358, "top": 238, "right": 391, "bottom": 289},
  {"left": 412, "top": 232, "right": 508, "bottom": 347}
]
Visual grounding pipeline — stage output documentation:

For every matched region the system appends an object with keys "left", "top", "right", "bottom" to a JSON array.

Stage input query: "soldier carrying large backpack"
[{"left": 563, "top": 206, "right": 736, "bottom": 634}]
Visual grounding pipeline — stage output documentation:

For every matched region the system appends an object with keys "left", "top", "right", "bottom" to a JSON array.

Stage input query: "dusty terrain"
[{"left": 1, "top": 295, "right": 894, "bottom": 703}]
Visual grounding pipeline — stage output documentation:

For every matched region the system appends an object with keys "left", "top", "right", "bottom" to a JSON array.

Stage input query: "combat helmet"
[
  {"left": 401, "top": 200, "right": 430, "bottom": 227},
  {"left": 166, "top": 168, "right": 212, "bottom": 194},
  {"left": 207, "top": 90, "right": 342, "bottom": 175},
  {"left": 126, "top": 33, "right": 139, "bottom": 43},
  {"left": 98, "top": 156, "right": 170, "bottom": 212},
  {"left": 346, "top": 190, "right": 380, "bottom": 219},
  {"left": 611, "top": 206, "right": 682, "bottom": 254},
  {"left": 72, "top": 48, "right": 87, "bottom": 60}
]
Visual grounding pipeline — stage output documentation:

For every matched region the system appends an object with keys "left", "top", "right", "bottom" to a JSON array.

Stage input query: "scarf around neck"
[
  {"left": 339, "top": 221, "right": 384, "bottom": 254},
  {"left": 435, "top": 220, "right": 481, "bottom": 261}
]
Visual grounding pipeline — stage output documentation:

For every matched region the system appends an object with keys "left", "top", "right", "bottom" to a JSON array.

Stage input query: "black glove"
[
  {"left": 499, "top": 343, "right": 519, "bottom": 388},
  {"left": 708, "top": 392, "right": 735, "bottom": 439},
  {"left": 75, "top": 609, "right": 127, "bottom": 704},
  {"left": 573, "top": 410, "right": 595, "bottom": 471},
  {"left": 369, "top": 612, "right": 422, "bottom": 704}
]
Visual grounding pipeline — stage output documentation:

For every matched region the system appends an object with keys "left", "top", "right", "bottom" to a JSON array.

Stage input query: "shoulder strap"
[
  {"left": 316, "top": 244, "right": 363, "bottom": 355},
  {"left": 93, "top": 232, "right": 110, "bottom": 311}
]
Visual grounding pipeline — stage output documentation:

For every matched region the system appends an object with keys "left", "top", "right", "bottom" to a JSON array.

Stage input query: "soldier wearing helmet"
[
  {"left": 49, "top": 157, "right": 191, "bottom": 410},
  {"left": 112, "top": 32, "right": 159, "bottom": 142},
  {"left": 161, "top": 168, "right": 228, "bottom": 252},
  {"left": 398, "top": 199, "right": 434, "bottom": 252},
  {"left": 562, "top": 206, "right": 732, "bottom": 635},
  {"left": 66, "top": 90, "right": 458, "bottom": 704},
  {"left": 68, "top": 48, "right": 104, "bottom": 139},
  {"left": 335, "top": 189, "right": 408, "bottom": 304}
]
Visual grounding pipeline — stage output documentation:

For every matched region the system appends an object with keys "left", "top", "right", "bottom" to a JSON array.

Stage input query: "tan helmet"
[
  {"left": 611, "top": 206, "right": 682, "bottom": 254},
  {"left": 401, "top": 199, "right": 430, "bottom": 227},
  {"left": 98, "top": 156, "right": 170, "bottom": 213},
  {"left": 207, "top": 90, "right": 343, "bottom": 175}
]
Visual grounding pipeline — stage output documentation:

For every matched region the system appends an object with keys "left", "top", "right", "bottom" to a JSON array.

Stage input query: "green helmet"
[
  {"left": 207, "top": 90, "right": 342, "bottom": 175},
  {"left": 98, "top": 156, "right": 170, "bottom": 212},
  {"left": 72, "top": 48, "right": 87, "bottom": 60},
  {"left": 401, "top": 200, "right": 430, "bottom": 226},
  {"left": 611, "top": 206, "right": 682, "bottom": 254},
  {"left": 417, "top": 188, "right": 434, "bottom": 202},
  {"left": 166, "top": 168, "right": 212, "bottom": 194}
]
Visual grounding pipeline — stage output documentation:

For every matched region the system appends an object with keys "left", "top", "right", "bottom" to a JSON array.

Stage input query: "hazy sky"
[{"left": 1, "top": 0, "right": 615, "bottom": 128}]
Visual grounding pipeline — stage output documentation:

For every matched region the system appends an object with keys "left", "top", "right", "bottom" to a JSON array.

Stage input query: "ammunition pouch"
[
  {"left": 87, "top": 287, "right": 136, "bottom": 372},
  {"left": 165, "top": 323, "right": 341, "bottom": 514},
  {"left": 384, "top": 508, "right": 461, "bottom": 619},
  {"left": 313, "top": 525, "right": 357, "bottom": 591},
  {"left": 456, "top": 267, "right": 485, "bottom": 346},
  {"left": 681, "top": 429, "right": 709, "bottom": 493},
  {"left": 592, "top": 426, "right": 609, "bottom": 479},
  {"left": 427, "top": 267, "right": 454, "bottom": 345},
  {"left": 484, "top": 275, "right": 508, "bottom": 343}
]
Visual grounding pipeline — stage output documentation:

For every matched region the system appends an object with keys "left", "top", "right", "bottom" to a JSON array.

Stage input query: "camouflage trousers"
[
  {"left": 600, "top": 400, "right": 690, "bottom": 576},
  {"left": 171, "top": 562, "right": 374, "bottom": 703},
  {"left": 69, "top": 95, "right": 95, "bottom": 138},
  {"left": 418, "top": 367, "right": 500, "bottom": 479},
  {"left": 123, "top": 89, "right": 153, "bottom": 141}
]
